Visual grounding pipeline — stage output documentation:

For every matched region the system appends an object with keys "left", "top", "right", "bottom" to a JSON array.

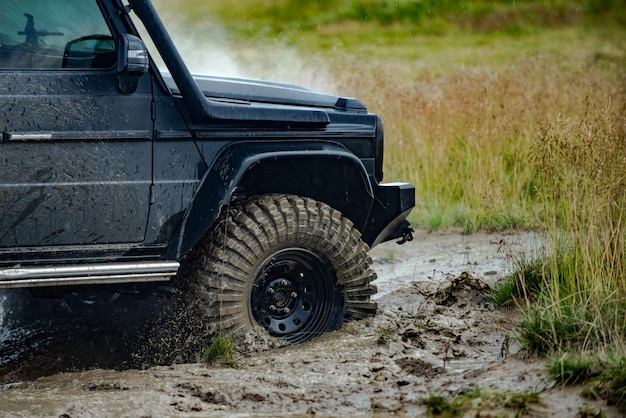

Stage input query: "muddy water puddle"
[
  {"left": 0, "top": 285, "right": 177, "bottom": 383},
  {"left": 0, "top": 230, "right": 621, "bottom": 417}
]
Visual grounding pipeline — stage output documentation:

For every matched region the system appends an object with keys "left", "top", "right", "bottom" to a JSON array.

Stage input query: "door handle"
[{"left": 2, "top": 132, "right": 53, "bottom": 141}]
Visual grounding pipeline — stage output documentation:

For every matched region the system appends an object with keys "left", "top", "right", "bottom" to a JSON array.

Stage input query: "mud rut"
[{"left": 0, "top": 230, "right": 621, "bottom": 417}]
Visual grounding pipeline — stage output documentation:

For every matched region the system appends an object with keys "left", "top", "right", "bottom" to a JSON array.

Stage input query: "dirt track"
[{"left": 0, "top": 230, "right": 621, "bottom": 417}]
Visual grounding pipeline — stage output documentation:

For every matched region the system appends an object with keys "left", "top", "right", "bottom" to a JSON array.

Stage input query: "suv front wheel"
[{"left": 185, "top": 194, "right": 378, "bottom": 344}]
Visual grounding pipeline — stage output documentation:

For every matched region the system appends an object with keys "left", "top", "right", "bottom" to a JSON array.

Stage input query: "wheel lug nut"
[
  {"left": 284, "top": 307, "right": 291, "bottom": 314},
  {"left": 280, "top": 280, "right": 288, "bottom": 287},
  {"left": 291, "top": 292, "right": 298, "bottom": 298},
  {"left": 270, "top": 305, "right": 276, "bottom": 311},
  {"left": 267, "top": 288, "right": 275, "bottom": 294}
]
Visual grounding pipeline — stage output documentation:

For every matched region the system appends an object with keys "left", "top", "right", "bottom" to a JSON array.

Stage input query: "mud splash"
[{"left": 0, "top": 285, "right": 180, "bottom": 382}]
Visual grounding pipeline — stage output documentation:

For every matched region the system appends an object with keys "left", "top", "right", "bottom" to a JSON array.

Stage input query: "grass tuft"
[
  {"left": 598, "top": 352, "right": 626, "bottom": 411},
  {"left": 491, "top": 251, "right": 547, "bottom": 307},
  {"left": 376, "top": 324, "right": 397, "bottom": 345},
  {"left": 422, "top": 394, "right": 455, "bottom": 415},
  {"left": 547, "top": 353, "right": 594, "bottom": 386},
  {"left": 204, "top": 334, "right": 237, "bottom": 367},
  {"left": 577, "top": 405, "right": 606, "bottom": 418},
  {"left": 422, "top": 389, "right": 540, "bottom": 416}
]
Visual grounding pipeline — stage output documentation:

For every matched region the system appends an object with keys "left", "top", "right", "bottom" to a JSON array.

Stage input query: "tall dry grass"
[
  {"left": 160, "top": 0, "right": 626, "bottom": 230},
  {"left": 518, "top": 96, "right": 626, "bottom": 352},
  {"left": 336, "top": 38, "right": 626, "bottom": 396},
  {"left": 335, "top": 50, "right": 625, "bottom": 229},
  {"left": 514, "top": 96, "right": 625, "bottom": 409}
]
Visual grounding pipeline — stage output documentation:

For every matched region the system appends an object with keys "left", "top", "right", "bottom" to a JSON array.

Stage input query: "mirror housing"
[{"left": 117, "top": 34, "right": 149, "bottom": 93}]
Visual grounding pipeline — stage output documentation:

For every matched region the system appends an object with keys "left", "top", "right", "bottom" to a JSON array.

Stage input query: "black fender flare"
[{"left": 169, "top": 142, "right": 374, "bottom": 259}]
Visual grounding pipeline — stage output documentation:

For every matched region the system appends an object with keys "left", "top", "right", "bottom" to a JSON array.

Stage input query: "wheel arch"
[{"left": 168, "top": 143, "right": 374, "bottom": 260}]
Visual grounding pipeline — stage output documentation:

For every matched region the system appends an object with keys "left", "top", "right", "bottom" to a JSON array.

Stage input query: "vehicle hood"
[{"left": 162, "top": 73, "right": 367, "bottom": 112}]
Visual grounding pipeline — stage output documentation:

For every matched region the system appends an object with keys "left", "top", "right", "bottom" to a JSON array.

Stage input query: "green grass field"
[{"left": 156, "top": 1, "right": 625, "bottom": 410}]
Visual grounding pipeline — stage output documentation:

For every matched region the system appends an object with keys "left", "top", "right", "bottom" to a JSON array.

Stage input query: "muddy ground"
[{"left": 0, "top": 230, "right": 621, "bottom": 417}]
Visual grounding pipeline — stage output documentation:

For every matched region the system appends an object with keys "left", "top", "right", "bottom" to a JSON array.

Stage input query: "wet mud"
[{"left": 0, "top": 230, "right": 621, "bottom": 417}]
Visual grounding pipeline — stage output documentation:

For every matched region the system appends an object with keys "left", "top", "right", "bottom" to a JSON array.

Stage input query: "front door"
[{"left": 0, "top": 0, "right": 152, "bottom": 250}]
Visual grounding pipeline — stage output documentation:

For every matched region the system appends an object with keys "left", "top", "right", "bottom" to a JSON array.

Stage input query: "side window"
[{"left": 0, "top": 0, "right": 115, "bottom": 70}]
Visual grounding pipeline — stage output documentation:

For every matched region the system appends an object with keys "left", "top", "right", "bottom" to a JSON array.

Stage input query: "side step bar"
[{"left": 0, "top": 261, "right": 180, "bottom": 289}]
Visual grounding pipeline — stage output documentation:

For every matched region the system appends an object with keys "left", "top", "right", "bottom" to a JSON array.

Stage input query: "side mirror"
[
  {"left": 117, "top": 34, "right": 149, "bottom": 93},
  {"left": 63, "top": 35, "right": 116, "bottom": 69}
]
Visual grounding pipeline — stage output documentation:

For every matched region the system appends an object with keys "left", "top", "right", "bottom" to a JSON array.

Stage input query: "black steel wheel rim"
[{"left": 251, "top": 249, "right": 335, "bottom": 342}]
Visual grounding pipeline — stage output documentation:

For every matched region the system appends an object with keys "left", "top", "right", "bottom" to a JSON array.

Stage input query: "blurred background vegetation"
[
  {"left": 176, "top": 0, "right": 625, "bottom": 36},
  {"left": 163, "top": 0, "right": 624, "bottom": 230}
]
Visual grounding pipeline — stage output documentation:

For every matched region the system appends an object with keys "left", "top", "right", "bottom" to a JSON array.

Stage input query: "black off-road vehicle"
[{"left": 0, "top": 0, "right": 414, "bottom": 344}]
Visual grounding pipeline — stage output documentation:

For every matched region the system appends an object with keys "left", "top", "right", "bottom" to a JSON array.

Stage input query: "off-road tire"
[{"left": 184, "top": 194, "right": 377, "bottom": 344}]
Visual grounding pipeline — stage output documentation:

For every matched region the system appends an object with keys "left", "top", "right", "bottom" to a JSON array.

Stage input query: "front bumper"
[{"left": 362, "top": 182, "right": 415, "bottom": 247}]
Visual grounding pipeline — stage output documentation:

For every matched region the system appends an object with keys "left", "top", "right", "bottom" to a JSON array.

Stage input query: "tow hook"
[{"left": 396, "top": 221, "right": 414, "bottom": 245}]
